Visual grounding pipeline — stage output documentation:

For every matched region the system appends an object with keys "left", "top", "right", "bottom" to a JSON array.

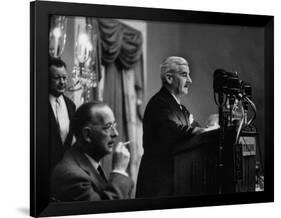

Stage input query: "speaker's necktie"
[{"left": 180, "top": 104, "right": 190, "bottom": 125}]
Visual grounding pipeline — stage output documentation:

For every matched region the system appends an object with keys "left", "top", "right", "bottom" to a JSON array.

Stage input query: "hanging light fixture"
[
  {"left": 49, "top": 16, "right": 68, "bottom": 58},
  {"left": 69, "top": 18, "right": 98, "bottom": 103}
]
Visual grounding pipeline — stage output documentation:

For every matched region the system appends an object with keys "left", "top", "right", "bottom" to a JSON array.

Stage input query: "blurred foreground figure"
[{"left": 51, "top": 102, "right": 133, "bottom": 201}]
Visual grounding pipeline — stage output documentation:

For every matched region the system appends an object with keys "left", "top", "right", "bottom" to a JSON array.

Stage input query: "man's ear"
[
  {"left": 82, "top": 126, "right": 91, "bottom": 143},
  {"left": 165, "top": 73, "right": 173, "bottom": 84}
]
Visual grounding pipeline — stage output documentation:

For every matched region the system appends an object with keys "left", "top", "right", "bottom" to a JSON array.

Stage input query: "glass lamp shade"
[
  {"left": 49, "top": 16, "right": 68, "bottom": 58},
  {"left": 68, "top": 18, "right": 98, "bottom": 99},
  {"left": 75, "top": 24, "right": 93, "bottom": 64}
]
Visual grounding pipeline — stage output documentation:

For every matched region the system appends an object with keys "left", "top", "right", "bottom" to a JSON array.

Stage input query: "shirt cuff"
[{"left": 112, "top": 170, "right": 129, "bottom": 177}]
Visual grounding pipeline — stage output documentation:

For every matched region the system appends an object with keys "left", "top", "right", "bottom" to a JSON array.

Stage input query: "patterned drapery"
[{"left": 98, "top": 18, "right": 143, "bottom": 69}]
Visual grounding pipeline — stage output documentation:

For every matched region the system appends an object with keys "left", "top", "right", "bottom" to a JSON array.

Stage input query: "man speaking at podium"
[{"left": 136, "top": 56, "right": 206, "bottom": 198}]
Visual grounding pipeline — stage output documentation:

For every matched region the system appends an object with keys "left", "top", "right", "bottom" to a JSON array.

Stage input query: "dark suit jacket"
[
  {"left": 49, "top": 95, "right": 76, "bottom": 171},
  {"left": 136, "top": 87, "right": 199, "bottom": 198},
  {"left": 50, "top": 145, "right": 134, "bottom": 201}
]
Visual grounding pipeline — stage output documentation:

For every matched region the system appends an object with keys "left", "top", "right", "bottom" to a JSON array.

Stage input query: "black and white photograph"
[
  {"left": 1, "top": 0, "right": 280, "bottom": 218},
  {"left": 29, "top": 1, "right": 274, "bottom": 216},
  {"left": 47, "top": 15, "right": 266, "bottom": 202}
]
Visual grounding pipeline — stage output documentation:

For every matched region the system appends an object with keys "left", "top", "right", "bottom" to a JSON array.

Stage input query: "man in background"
[
  {"left": 49, "top": 57, "right": 76, "bottom": 170},
  {"left": 51, "top": 102, "right": 133, "bottom": 201},
  {"left": 136, "top": 56, "right": 204, "bottom": 198}
]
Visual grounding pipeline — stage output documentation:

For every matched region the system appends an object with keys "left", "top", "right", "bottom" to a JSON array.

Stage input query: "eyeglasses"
[{"left": 90, "top": 121, "right": 117, "bottom": 133}]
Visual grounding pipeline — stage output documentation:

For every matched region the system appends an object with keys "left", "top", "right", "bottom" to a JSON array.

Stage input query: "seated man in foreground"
[{"left": 51, "top": 101, "right": 133, "bottom": 201}]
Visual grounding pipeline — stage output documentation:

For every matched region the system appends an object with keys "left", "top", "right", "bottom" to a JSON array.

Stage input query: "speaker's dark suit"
[
  {"left": 49, "top": 95, "right": 76, "bottom": 171},
  {"left": 136, "top": 87, "right": 199, "bottom": 198},
  {"left": 51, "top": 145, "right": 134, "bottom": 201}
]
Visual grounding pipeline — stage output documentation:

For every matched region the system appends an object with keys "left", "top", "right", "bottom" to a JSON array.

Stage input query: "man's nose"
[
  {"left": 59, "top": 77, "right": 66, "bottom": 84},
  {"left": 187, "top": 75, "right": 192, "bottom": 84},
  {"left": 111, "top": 126, "right": 119, "bottom": 137}
]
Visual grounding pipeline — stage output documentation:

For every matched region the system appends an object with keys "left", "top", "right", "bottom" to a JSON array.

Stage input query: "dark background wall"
[{"left": 146, "top": 21, "right": 264, "bottom": 163}]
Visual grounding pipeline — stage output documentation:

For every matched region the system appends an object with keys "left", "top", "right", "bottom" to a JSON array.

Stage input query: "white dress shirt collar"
[{"left": 49, "top": 94, "right": 63, "bottom": 104}]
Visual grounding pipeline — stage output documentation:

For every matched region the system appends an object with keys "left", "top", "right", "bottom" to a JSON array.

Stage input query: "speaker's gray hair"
[{"left": 160, "top": 56, "right": 189, "bottom": 82}]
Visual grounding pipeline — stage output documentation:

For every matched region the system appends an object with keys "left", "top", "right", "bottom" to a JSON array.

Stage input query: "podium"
[
  {"left": 235, "top": 130, "right": 258, "bottom": 192},
  {"left": 173, "top": 127, "right": 241, "bottom": 196}
]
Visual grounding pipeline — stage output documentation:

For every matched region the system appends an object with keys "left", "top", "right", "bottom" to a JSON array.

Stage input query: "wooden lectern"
[{"left": 173, "top": 127, "right": 240, "bottom": 196}]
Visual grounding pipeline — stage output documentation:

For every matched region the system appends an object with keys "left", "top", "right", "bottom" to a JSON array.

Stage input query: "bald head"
[
  {"left": 90, "top": 105, "right": 115, "bottom": 125},
  {"left": 72, "top": 101, "right": 119, "bottom": 160},
  {"left": 72, "top": 101, "right": 113, "bottom": 139}
]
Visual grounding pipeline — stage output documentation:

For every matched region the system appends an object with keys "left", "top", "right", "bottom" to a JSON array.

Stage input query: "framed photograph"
[{"left": 30, "top": 0, "right": 274, "bottom": 217}]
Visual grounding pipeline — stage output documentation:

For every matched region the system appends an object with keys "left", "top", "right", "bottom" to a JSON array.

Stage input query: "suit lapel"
[
  {"left": 159, "top": 88, "right": 189, "bottom": 126},
  {"left": 71, "top": 146, "right": 108, "bottom": 191},
  {"left": 49, "top": 101, "right": 57, "bottom": 125},
  {"left": 49, "top": 101, "right": 62, "bottom": 144},
  {"left": 62, "top": 95, "right": 74, "bottom": 147},
  {"left": 180, "top": 104, "right": 190, "bottom": 126},
  {"left": 63, "top": 95, "right": 75, "bottom": 119}
]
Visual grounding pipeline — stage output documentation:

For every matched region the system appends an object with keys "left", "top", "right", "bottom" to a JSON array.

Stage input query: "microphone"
[
  {"left": 213, "top": 69, "right": 228, "bottom": 93},
  {"left": 213, "top": 69, "right": 241, "bottom": 96}
]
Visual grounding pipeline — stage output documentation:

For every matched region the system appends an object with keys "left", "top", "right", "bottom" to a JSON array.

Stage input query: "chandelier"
[
  {"left": 68, "top": 18, "right": 98, "bottom": 103},
  {"left": 49, "top": 16, "right": 68, "bottom": 58}
]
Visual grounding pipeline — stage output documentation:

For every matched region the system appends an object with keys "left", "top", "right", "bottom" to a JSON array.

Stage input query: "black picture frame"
[{"left": 30, "top": 1, "right": 274, "bottom": 217}]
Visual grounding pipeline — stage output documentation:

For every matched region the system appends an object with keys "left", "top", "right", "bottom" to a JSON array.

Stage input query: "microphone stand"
[{"left": 218, "top": 91, "right": 225, "bottom": 194}]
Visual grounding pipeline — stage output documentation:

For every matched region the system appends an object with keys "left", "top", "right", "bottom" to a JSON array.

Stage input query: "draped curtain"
[
  {"left": 97, "top": 19, "right": 144, "bottom": 197},
  {"left": 98, "top": 18, "right": 143, "bottom": 68}
]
